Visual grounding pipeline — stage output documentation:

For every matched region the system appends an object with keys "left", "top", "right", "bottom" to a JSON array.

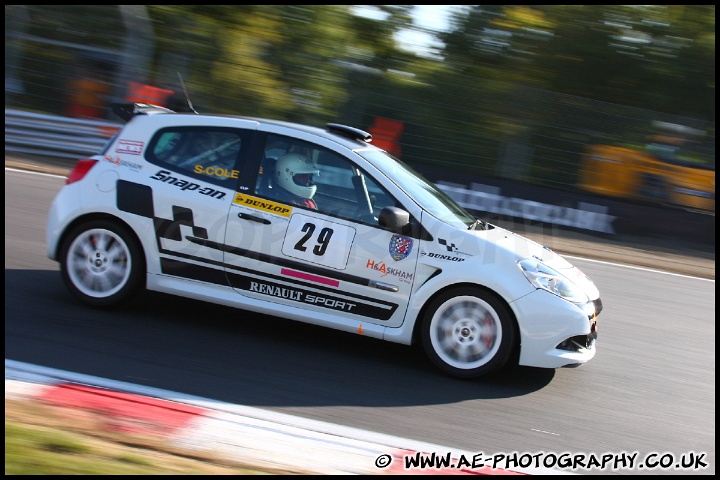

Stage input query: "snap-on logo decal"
[
  {"left": 233, "top": 193, "right": 292, "bottom": 217},
  {"left": 115, "top": 139, "right": 144, "bottom": 155},
  {"left": 389, "top": 234, "right": 413, "bottom": 261},
  {"left": 150, "top": 170, "right": 226, "bottom": 200}
]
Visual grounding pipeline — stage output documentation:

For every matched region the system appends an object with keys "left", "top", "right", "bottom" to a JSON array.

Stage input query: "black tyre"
[
  {"left": 59, "top": 220, "right": 145, "bottom": 307},
  {"left": 421, "top": 287, "right": 516, "bottom": 379}
]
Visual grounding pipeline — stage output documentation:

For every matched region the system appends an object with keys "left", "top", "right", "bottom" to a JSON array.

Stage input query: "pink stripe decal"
[{"left": 281, "top": 268, "right": 340, "bottom": 287}]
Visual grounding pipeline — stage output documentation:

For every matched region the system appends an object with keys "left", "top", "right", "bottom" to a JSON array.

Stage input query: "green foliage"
[{"left": 5, "top": 5, "right": 714, "bottom": 189}]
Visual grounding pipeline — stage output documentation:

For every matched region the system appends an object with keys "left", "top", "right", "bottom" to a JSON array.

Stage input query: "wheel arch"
[
  {"left": 55, "top": 213, "right": 147, "bottom": 287},
  {"left": 410, "top": 281, "right": 519, "bottom": 348}
]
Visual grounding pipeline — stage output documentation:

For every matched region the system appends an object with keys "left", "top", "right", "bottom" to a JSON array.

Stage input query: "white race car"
[{"left": 46, "top": 103, "right": 602, "bottom": 378}]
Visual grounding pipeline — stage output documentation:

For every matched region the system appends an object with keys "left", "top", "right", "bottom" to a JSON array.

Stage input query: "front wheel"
[
  {"left": 421, "top": 288, "right": 516, "bottom": 379},
  {"left": 59, "top": 220, "right": 145, "bottom": 307}
]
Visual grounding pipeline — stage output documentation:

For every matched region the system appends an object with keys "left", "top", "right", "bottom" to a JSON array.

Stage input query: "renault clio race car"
[{"left": 46, "top": 103, "right": 602, "bottom": 379}]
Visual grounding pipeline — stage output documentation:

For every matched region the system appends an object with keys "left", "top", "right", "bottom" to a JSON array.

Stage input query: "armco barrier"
[{"left": 4, "top": 109, "right": 121, "bottom": 159}]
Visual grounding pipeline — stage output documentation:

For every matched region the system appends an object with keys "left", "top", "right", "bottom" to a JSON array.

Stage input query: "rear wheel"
[
  {"left": 59, "top": 220, "right": 145, "bottom": 307},
  {"left": 421, "top": 287, "right": 516, "bottom": 379}
]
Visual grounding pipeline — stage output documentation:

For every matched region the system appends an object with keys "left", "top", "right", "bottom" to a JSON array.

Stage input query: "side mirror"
[{"left": 378, "top": 206, "right": 410, "bottom": 232}]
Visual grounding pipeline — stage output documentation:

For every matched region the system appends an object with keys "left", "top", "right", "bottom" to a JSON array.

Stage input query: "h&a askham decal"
[
  {"left": 103, "top": 154, "right": 143, "bottom": 171},
  {"left": 365, "top": 260, "right": 414, "bottom": 284}
]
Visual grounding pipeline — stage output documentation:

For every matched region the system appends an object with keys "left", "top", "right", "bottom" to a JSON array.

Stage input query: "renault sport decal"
[{"left": 160, "top": 258, "right": 397, "bottom": 320}]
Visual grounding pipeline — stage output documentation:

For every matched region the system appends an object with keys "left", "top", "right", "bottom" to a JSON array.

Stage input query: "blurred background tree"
[
  {"left": 6, "top": 5, "right": 714, "bottom": 121},
  {"left": 5, "top": 4, "right": 715, "bottom": 190}
]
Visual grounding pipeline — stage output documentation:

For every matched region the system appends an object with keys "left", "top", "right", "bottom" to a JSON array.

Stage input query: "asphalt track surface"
[
  {"left": 5, "top": 160, "right": 716, "bottom": 475},
  {"left": 6, "top": 153, "right": 714, "bottom": 280}
]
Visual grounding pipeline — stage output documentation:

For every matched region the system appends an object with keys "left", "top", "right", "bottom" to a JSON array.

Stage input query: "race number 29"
[{"left": 281, "top": 214, "right": 355, "bottom": 269}]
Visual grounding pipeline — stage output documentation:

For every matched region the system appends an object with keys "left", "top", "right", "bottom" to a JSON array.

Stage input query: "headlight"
[{"left": 518, "top": 258, "right": 589, "bottom": 304}]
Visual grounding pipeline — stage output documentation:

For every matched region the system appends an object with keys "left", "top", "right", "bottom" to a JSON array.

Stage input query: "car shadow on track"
[{"left": 6, "top": 269, "right": 556, "bottom": 410}]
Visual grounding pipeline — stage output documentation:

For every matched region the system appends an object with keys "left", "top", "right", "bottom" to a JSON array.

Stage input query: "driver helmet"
[{"left": 275, "top": 153, "right": 320, "bottom": 199}]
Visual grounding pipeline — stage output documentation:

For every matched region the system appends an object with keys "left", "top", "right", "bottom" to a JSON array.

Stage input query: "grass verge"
[{"left": 5, "top": 398, "right": 306, "bottom": 475}]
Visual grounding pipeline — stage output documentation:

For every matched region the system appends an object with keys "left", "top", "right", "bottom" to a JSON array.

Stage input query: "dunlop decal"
[
  {"left": 233, "top": 193, "right": 292, "bottom": 217},
  {"left": 420, "top": 251, "right": 466, "bottom": 262}
]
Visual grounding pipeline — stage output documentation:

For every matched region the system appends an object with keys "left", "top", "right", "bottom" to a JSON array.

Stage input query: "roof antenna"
[{"left": 177, "top": 72, "right": 198, "bottom": 114}]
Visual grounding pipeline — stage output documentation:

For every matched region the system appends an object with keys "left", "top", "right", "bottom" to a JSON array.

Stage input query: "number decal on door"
[
  {"left": 313, "top": 227, "right": 333, "bottom": 256},
  {"left": 293, "top": 223, "right": 334, "bottom": 255},
  {"left": 283, "top": 214, "right": 354, "bottom": 269},
  {"left": 294, "top": 223, "right": 314, "bottom": 252}
]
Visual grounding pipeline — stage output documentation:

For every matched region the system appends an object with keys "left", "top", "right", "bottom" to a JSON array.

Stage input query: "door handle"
[
  {"left": 237, "top": 212, "right": 271, "bottom": 224},
  {"left": 369, "top": 280, "right": 399, "bottom": 292}
]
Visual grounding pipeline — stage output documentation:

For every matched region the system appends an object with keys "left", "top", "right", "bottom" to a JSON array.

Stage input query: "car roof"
[
  {"left": 112, "top": 102, "right": 377, "bottom": 151},
  {"left": 229, "top": 115, "right": 373, "bottom": 149}
]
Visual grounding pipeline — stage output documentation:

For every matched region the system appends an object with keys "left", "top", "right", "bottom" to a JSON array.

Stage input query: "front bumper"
[{"left": 511, "top": 290, "right": 602, "bottom": 369}]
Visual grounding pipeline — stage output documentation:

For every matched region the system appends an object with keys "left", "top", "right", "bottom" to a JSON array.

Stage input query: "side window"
[
  {"left": 254, "top": 134, "right": 398, "bottom": 226},
  {"left": 147, "top": 127, "right": 247, "bottom": 187}
]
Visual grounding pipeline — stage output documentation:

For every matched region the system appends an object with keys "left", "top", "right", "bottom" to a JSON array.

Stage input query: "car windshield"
[{"left": 357, "top": 149, "right": 477, "bottom": 229}]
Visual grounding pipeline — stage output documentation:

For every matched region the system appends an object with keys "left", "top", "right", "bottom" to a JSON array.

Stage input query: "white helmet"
[{"left": 275, "top": 153, "right": 320, "bottom": 199}]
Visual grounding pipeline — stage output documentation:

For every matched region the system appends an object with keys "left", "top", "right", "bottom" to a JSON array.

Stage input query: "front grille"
[
  {"left": 558, "top": 331, "right": 597, "bottom": 352},
  {"left": 558, "top": 298, "right": 602, "bottom": 352}
]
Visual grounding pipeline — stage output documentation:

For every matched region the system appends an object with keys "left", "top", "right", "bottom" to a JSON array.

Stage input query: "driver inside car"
[{"left": 273, "top": 152, "right": 320, "bottom": 210}]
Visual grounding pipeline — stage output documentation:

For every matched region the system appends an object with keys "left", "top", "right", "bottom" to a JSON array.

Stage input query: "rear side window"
[{"left": 146, "top": 126, "right": 248, "bottom": 187}]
